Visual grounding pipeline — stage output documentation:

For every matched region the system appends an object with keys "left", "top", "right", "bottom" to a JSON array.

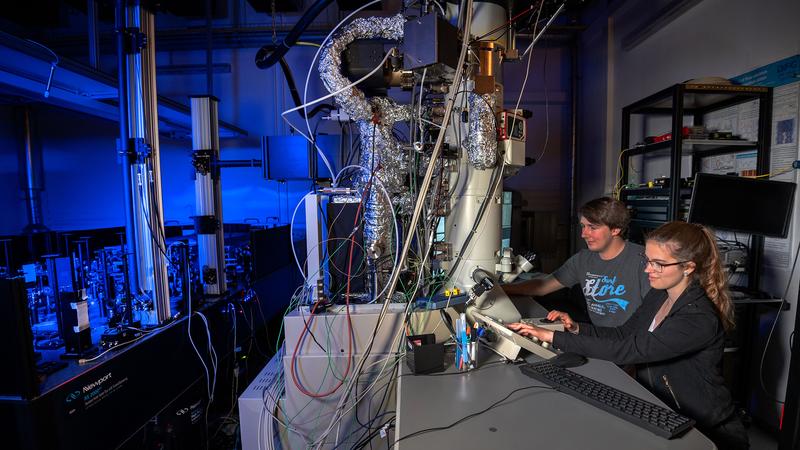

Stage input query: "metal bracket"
[
  {"left": 193, "top": 215, "right": 219, "bottom": 235},
  {"left": 192, "top": 149, "right": 215, "bottom": 175},
  {"left": 115, "top": 138, "right": 135, "bottom": 164},
  {"left": 434, "top": 202, "right": 450, "bottom": 217},
  {"left": 122, "top": 27, "right": 147, "bottom": 54},
  {"left": 202, "top": 266, "right": 218, "bottom": 285},
  {"left": 133, "top": 139, "right": 151, "bottom": 161},
  {"left": 116, "top": 138, "right": 149, "bottom": 163},
  {"left": 432, "top": 242, "right": 452, "bottom": 261}
]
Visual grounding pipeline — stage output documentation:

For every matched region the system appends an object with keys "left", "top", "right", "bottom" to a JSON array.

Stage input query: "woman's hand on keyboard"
[
  {"left": 507, "top": 323, "right": 554, "bottom": 343},
  {"left": 546, "top": 310, "right": 578, "bottom": 333}
]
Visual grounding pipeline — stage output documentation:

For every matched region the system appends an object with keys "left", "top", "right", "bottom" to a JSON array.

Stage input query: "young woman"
[{"left": 508, "top": 221, "right": 748, "bottom": 449}]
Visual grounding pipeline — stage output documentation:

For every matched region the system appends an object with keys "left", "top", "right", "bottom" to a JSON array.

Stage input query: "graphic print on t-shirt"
[{"left": 583, "top": 272, "right": 629, "bottom": 317}]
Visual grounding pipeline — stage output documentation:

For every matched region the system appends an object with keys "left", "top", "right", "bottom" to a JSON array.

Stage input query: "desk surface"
[{"left": 396, "top": 351, "right": 715, "bottom": 450}]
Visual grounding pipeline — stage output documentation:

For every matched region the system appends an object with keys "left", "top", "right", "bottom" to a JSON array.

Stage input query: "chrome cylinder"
[
  {"left": 440, "top": 2, "right": 506, "bottom": 291},
  {"left": 442, "top": 154, "right": 502, "bottom": 289}
]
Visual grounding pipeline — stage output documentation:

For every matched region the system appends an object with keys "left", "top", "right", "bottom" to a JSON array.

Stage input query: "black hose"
[
  {"left": 254, "top": 0, "right": 335, "bottom": 70},
  {"left": 276, "top": 55, "right": 333, "bottom": 119}
]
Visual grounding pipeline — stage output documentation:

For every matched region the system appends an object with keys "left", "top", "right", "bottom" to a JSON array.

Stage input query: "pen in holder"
[
  {"left": 455, "top": 314, "right": 478, "bottom": 371},
  {"left": 465, "top": 340, "right": 477, "bottom": 370}
]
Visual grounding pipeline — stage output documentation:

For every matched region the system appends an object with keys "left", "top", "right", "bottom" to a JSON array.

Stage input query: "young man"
[{"left": 503, "top": 197, "right": 650, "bottom": 327}]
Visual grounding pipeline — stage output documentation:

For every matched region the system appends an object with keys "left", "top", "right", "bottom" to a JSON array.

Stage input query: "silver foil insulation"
[
  {"left": 318, "top": 14, "right": 406, "bottom": 122},
  {"left": 318, "top": 14, "right": 411, "bottom": 289},
  {"left": 357, "top": 120, "right": 408, "bottom": 260},
  {"left": 465, "top": 92, "right": 497, "bottom": 169}
]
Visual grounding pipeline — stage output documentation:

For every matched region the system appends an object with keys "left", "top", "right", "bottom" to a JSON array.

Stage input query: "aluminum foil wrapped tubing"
[
  {"left": 318, "top": 14, "right": 405, "bottom": 121},
  {"left": 318, "top": 14, "right": 411, "bottom": 292},
  {"left": 357, "top": 122, "right": 402, "bottom": 258},
  {"left": 465, "top": 92, "right": 497, "bottom": 169}
]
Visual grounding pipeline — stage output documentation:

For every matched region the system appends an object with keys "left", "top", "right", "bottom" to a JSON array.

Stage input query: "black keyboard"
[{"left": 520, "top": 361, "right": 695, "bottom": 439}]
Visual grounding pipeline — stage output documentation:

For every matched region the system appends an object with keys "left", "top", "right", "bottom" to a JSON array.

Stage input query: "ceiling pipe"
[
  {"left": 205, "top": 0, "right": 213, "bottom": 94},
  {"left": 19, "top": 106, "right": 48, "bottom": 234},
  {"left": 254, "top": 0, "right": 335, "bottom": 69}
]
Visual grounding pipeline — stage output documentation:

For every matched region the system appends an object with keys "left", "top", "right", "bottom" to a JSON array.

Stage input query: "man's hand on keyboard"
[
  {"left": 507, "top": 322, "right": 554, "bottom": 343},
  {"left": 546, "top": 310, "right": 579, "bottom": 333}
]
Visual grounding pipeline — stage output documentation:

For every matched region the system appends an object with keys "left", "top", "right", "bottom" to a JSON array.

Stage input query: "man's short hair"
[{"left": 579, "top": 197, "right": 631, "bottom": 237}]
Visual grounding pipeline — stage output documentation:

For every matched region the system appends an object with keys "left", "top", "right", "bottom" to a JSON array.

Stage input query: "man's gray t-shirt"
[{"left": 552, "top": 242, "right": 650, "bottom": 327}]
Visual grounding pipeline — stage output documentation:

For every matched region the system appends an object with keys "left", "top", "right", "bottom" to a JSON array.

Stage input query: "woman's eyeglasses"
[{"left": 640, "top": 253, "right": 690, "bottom": 273}]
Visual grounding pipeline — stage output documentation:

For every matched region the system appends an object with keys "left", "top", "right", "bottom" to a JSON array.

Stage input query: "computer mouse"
[{"left": 550, "top": 352, "right": 588, "bottom": 368}]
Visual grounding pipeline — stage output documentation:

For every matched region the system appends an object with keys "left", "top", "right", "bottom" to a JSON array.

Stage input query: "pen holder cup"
[{"left": 458, "top": 341, "right": 478, "bottom": 372}]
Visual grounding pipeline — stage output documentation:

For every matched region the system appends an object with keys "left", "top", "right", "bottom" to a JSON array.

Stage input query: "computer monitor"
[
  {"left": 262, "top": 135, "right": 340, "bottom": 181},
  {"left": 688, "top": 173, "right": 796, "bottom": 238}
]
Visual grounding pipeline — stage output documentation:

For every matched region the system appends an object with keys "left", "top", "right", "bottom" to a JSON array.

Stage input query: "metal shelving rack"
[{"left": 619, "top": 82, "right": 773, "bottom": 289}]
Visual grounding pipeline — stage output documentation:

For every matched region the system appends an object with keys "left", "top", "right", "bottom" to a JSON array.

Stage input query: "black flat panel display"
[
  {"left": 263, "top": 135, "right": 340, "bottom": 181},
  {"left": 688, "top": 173, "right": 796, "bottom": 238}
]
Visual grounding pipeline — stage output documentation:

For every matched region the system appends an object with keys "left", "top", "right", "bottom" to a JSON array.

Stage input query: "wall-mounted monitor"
[
  {"left": 687, "top": 173, "right": 796, "bottom": 238},
  {"left": 261, "top": 135, "right": 340, "bottom": 181}
]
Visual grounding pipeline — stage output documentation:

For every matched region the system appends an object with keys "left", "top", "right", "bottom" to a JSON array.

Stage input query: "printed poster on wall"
[{"left": 763, "top": 81, "right": 800, "bottom": 268}]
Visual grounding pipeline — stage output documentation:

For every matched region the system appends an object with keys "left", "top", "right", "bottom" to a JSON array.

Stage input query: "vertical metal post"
[
  {"left": 191, "top": 96, "right": 227, "bottom": 296},
  {"left": 0, "top": 240, "right": 10, "bottom": 274},
  {"left": 20, "top": 106, "right": 48, "bottom": 234},
  {"left": 88, "top": 0, "right": 100, "bottom": 69},
  {"left": 118, "top": 231, "right": 134, "bottom": 324},
  {"left": 99, "top": 248, "right": 109, "bottom": 318},
  {"left": 305, "top": 194, "right": 323, "bottom": 301},
  {"left": 76, "top": 238, "right": 88, "bottom": 291},
  {"left": 181, "top": 243, "right": 191, "bottom": 311},
  {"left": 205, "top": 0, "right": 213, "bottom": 95},
  {"left": 143, "top": 5, "right": 171, "bottom": 322},
  {"left": 781, "top": 292, "right": 800, "bottom": 449},
  {"left": 123, "top": 3, "right": 171, "bottom": 323},
  {"left": 115, "top": 0, "right": 139, "bottom": 315},
  {"left": 569, "top": 37, "right": 579, "bottom": 254},
  {"left": 750, "top": 88, "right": 773, "bottom": 291},
  {"left": 620, "top": 106, "right": 631, "bottom": 187},
  {"left": 668, "top": 85, "right": 684, "bottom": 221},
  {"left": 44, "top": 255, "right": 64, "bottom": 336},
  {"left": 62, "top": 233, "right": 72, "bottom": 258}
]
